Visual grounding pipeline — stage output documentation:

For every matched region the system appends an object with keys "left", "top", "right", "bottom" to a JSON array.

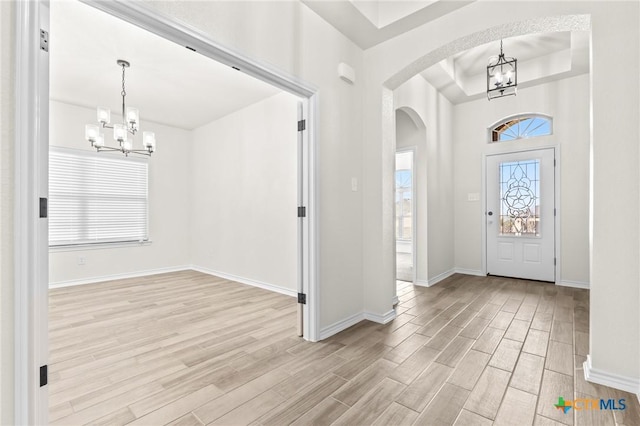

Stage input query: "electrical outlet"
[
  {"left": 351, "top": 177, "right": 358, "bottom": 192},
  {"left": 77, "top": 256, "right": 86, "bottom": 265}
]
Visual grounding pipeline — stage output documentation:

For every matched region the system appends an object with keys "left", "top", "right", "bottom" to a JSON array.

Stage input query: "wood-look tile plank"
[
  {"left": 454, "top": 409, "right": 493, "bottom": 425},
  {"left": 210, "top": 390, "right": 285, "bottom": 425},
  {"left": 166, "top": 413, "right": 204, "bottom": 426},
  {"left": 489, "top": 338, "right": 523, "bottom": 372},
  {"left": 523, "top": 329, "right": 550, "bottom": 357},
  {"left": 545, "top": 340, "right": 573, "bottom": 376},
  {"left": 289, "top": 397, "right": 350, "bottom": 426},
  {"left": 435, "top": 336, "right": 475, "bottom": 368},
  {"left": 531, "top": 312, "right": 554, "bottom": 332},
  {"left": 536, "top": 369, "right": 574, "bottom": 425},
  {"left": 459, "top": 317, "right": 491, "bottom": 339},
  {"left": 257, "top": 374, "right": 347, "bottom": 426},
  {"left": 425, "top": 324, "right": 463, "bottom": 351},
  {"left": 383, "top": 333, "right": 429, "bottom": 364},
  {"left": 504, "top": 318, "right": 530, "bottom": 342},
  {"left": 371, "top": 402, "right": 419, "bottom": 426},
  {"left": 396, "top": 362, "right": 453, "bottom": 412},
  {"left": 332, "top": 358, "right": 397, "bottom": 406},
  {"left": 332, "top": 378, "right": 406, "bottom": 426},
  {"left": 193, "top": 369, "right": 289, "bottom": 423},
  {"left": 493, "top": 387, "right": 538, "bottom": 426},
  {"left": 550, "top": 320, "right": 573, "bottom": 344},
  {"left": 511, "top": 352, "right": 545, "bottom": 395},
  {"left": 387, "top": 345, "right": 440, "bottom": 385},
  {"left": 463, "top": 366, "right": 511, "bottom": 420},
  {"left": 415, "top": 383, "right": 470, "bottom": 425},
  {"left": 490, "top": 311, "right": 515, "bottom": 330},
  {"left": 472, "top": 327, "right": 505, "bottom": 354},
  {"left": 447, "top": 349, "right": 491, "bottom": 391}
]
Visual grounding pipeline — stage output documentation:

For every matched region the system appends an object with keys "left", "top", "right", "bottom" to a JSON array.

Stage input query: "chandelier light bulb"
[
  {"left": 113, "top": 124, "right": 127, "bottom": 142},
  {"left": 126, "top": 107, "right": 139, "bottom": 129},
  {"left": 94, "top": 134, "right": 105, "bottom": 148},
  {"left": 97, "top": 107, "right": 111, "bottom": 125},
  {"left": 122, "top": 140, "right": 132, "bottom": 152},
  {"left": 85, "top": 124, "right": 99, "bottom": 143},
  {"left": 143, "top": 131, "right": 156, "bottom": 151}
]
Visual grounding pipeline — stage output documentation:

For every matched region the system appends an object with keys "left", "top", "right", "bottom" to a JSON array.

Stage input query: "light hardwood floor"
[{"left": 49, "top": 271, "right": 640, "bottom": 425}]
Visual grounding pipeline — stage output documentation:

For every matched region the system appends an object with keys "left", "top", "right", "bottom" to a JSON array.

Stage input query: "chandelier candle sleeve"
[
  {"left": 85, "top": 59, "right": 156, "bottom": 156},
  {"left": 487, "top": 40, "right": 517, "bottom": 100}
]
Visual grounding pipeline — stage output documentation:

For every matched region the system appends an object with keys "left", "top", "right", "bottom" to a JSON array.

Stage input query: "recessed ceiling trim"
[{"left": 384, "top": 14, "right": 591, "bottom": 90}]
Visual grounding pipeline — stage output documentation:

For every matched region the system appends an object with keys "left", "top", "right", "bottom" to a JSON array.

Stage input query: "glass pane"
[
  {"left": 492, "top": 115, "right": 552, "bottom": 142},
  {"left": 499, "top": 160, "right": 540, "bottom": 236},
  {"left": 395, "top": 168, "right": 412, "bottom": 240}
]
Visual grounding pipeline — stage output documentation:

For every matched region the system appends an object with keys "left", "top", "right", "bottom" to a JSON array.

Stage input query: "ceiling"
[
  {"left": 304, "top": 1, "right": 590, "bottom": 103},
  {"left": 302, "top": 0, "right": 474, "bottom": 49},
  {"left": 420, "top": 31, "right": 590, "bottom": 104},
  {"left": 50, "top": 1, "right": 281, "bottom": 130}
]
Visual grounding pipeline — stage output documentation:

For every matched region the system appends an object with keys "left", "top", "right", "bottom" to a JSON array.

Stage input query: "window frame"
[
  {"left": 48, "top": 146, "right": 150, "bottom": 248},
  {"left": 487, "top": 113, "right": 553, "bottom": 143}
]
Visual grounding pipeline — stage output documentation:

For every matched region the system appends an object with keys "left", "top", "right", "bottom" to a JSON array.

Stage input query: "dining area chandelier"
[{"left": 85, "top": 59, "right": 156, "bottom": 156}]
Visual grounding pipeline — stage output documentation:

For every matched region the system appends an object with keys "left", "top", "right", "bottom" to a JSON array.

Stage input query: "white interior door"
[{"left": 486, "top": 148, "right": 555, "bottom": 282}]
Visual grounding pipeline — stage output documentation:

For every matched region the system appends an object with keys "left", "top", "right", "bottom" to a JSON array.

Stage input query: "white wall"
[
  {"left": 48, "top": 101, "right": 191, "bottom": 284},
  {"left": 453, "top": 75, "right": 590, "bottom": 285},
  {"left": 0, "top": 1, "right": 14, "bottom": 422},
  {"left": 190, "top": 93, "right": 298, "bottom": 293},
  {"left": 395, "top": 75, "right": 455, "bottom": 285}
]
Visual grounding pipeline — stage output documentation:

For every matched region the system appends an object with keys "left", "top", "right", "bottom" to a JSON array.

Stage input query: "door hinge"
[
  {"left": 40, "top": 29, "right": 49, "bottom": 52},
  {"left": 297, "top": 119, "right": 306, "bottom": 132},
  {"left": 554, "top": 158, "right": 556, "bottom": 167},
  {"left": 554, "top": 258, "right": 557, "bottom": 266},
  {"left": 39, "top": 197, "right": 48, "bottom": 218},
  {"left": 554, "top": 208, "right": 556, "bottom": 216},
  {"left": 297, "top": 293, "right": 307, "bottom": 304},
  {"left": 40, "top": 365, "right": 48, "bottom": 387},
  {"left": 297, "top": 206, "right": 306, "bottom": 218}
]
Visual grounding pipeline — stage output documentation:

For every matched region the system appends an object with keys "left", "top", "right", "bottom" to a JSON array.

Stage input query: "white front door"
[{"left": 486, "top": 148, "right": 555, "bottom": 282}]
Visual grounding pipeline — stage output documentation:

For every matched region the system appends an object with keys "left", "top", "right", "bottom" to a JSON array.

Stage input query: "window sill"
[{"left": 49, "top": 240, "right": 152, "bottom": 252}]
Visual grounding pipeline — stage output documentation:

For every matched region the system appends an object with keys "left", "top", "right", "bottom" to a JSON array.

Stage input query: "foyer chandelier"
[
  {"left": 487, "top": 40, "right": 517, "bottom": 100},
  {"left": 85, "top": 59, "right": 156, "bottom": 156}
]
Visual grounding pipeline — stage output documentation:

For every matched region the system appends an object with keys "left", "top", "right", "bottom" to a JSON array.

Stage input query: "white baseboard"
[
  {"left": 418, "top": 269, "right": 456, "bottom": 287},
  {"left": 364, "top": 309, "right": 396, "bottom": 324},
  {"left": 454, "top": 268, "right": 484, "bottom": 276},
  {"left": 48, "top": 265, "right": 192, "bottom": 288},
  {"left": 191, "top": 265, "right": 296, "bottom": 298},
  {"left": 318, "top": 308, "right": 397, "bottom": 340},
  {"left": 584, "top": 355, "right": 640, "bottom": 399},
  {"left": 319, "top": 312, "right": 365, "bottom": 340},
  {"left": 558, "top": 280, "right": 590, "bottom": 289}
]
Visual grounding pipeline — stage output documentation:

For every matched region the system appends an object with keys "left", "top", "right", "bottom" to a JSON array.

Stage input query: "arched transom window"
[{"left": 490, "top": 114, "right": 553, "bottom": 142}]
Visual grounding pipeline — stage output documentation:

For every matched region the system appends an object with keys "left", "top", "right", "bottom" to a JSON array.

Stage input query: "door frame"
[
  {"left": 481, "top": 146, "right": 561, "bottom": 283},
  {"left": 14, "top": 1, "right": 320, "bottom": 423},
  {"left": 395, "top": 147, "right": 417, "bottom": 284}
]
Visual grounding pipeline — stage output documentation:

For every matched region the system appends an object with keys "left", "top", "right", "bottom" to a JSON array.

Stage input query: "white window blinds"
[{"left": 49, "top": 147, "right": 149, "bottom": 247}]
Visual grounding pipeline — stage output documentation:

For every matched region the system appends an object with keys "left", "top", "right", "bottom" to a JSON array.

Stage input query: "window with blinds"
[{"left": 49, "top": 147, "right": 149, "bottom": 247}]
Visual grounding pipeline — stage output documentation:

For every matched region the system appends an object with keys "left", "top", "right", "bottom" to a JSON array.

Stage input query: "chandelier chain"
[{"left": 121, "top": 63, "right": 126, "bottom": 98}]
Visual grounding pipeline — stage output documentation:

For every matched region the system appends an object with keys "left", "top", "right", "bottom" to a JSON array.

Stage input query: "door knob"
[{"left": 487, "top": 211, "right": 493, "bottom": 216}]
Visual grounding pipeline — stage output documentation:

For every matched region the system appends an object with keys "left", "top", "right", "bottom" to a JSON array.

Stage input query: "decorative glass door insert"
[{"left": 499, "top": 160, "right": 540, "bottom": 236}]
